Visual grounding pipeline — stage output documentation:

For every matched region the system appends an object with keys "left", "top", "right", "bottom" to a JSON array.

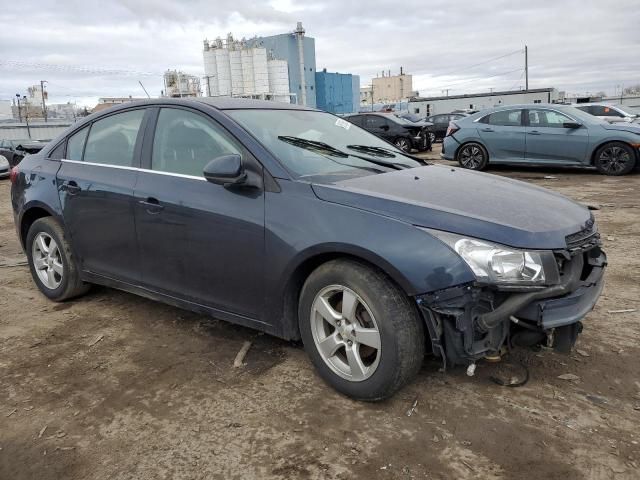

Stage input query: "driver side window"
[{"left": 152, "top": 108, "right": 241, "bottom": 177}]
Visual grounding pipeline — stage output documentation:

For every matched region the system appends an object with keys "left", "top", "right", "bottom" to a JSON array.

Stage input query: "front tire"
[
  {"left": 594, "top": 142, "right": 636, "bottom": 175},
  {"left": 457, "top": 142, "right": 488, "bottom": 170},
  {"left": 26, "top": 217, "right": 89, "bottom": 301},
  {"left": 394, "top": 137, "right": 412, "bottom": 152},
  {"left": 298, "top": 259, "right": 425, "bottom": 401}
]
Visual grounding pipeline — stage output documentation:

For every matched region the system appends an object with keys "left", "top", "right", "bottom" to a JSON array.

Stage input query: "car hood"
[
  {"left": 600, "top": 122, "right": 640, "bottom": 134},
  {"left": 311, "top": 165, "right": 592, "bottom": 250}
]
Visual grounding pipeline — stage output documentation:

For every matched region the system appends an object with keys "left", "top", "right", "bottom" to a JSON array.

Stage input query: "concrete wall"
[
  {"left": 409, "top": 89, "right": 559, "bottom": 116},
  {"left": 252, "top": 34, "right": 316, "bottom": 107},
  {"left": 0, "top": 122, "right": 71, "bottom": 141}
]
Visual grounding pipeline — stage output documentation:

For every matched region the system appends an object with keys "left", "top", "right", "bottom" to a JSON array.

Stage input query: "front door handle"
[
  {"left": 528, "top": 130, "right": 541, "bottom": 135},
  {"left": 481, "top": 128, "right": 494, "bottom": 132},
  {"left": 138, "top": 197, "right": 164, "bottom": 214},
  {"left": 63, "top": 181, "right": 81, "bottom": 195}
]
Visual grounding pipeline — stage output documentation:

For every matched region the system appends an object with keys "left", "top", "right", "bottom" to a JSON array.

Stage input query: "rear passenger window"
[
  {"left": 152, "top": 108, "right": 241, "bottom": 177},
  {"left": 484, "top": 110, "right": 522, "bottom": 126},
  {"left": 66, "top": 127, "right": 89, "bottom": 161},
  {"left": 84, "top": 110, "right": 145, "bottom": 167}
]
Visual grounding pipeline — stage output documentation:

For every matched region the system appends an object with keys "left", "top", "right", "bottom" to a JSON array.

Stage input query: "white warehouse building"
[
  {"left": 409, "top": 88, "right": 562, "bottom": 117},
  {"left": 203, "top": 34, "right": 292, "bottom": 103}
]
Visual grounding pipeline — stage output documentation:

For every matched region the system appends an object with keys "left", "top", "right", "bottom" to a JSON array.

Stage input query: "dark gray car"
[{"left": 11, "top": 98, "right": 606, "bottom": 400}]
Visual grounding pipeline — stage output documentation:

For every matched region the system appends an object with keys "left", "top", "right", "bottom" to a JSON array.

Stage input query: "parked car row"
[
  {"left": 0, "top": 139, "right": 46, "bottom": 167},
  {"left": 442, "top": 103, "right": 640, "bottom": 175},
  {"left": 344, "top": 112, "right": 432, "bottom": 152},
  {"left": 10, "top": 98, "right": 606, "bottom": 400}
]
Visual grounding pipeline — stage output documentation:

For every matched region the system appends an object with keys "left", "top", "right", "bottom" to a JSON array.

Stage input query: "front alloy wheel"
[
  {"left": 311, "top": 285, "right": 381, "bottom": 381},
  {"left": 594, "top": 142, "right": 636, "bottom": 175},
  {"left": 394, "top": 137, "right": 411, "bottom": 152},
  {"left": 298, "top": 259, "right": 425, "bottom": 401}
]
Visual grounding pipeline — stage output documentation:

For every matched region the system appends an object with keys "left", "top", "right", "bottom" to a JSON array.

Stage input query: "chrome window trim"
[{"left": 60, "top": 159, "right": 207, "bottom": 181}]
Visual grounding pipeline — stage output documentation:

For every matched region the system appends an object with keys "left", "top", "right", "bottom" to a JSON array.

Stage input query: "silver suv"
[{"left": 573, "top": 103, "right": 639, "bottom": 124}]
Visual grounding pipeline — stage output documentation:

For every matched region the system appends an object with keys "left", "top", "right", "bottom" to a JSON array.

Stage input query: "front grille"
[{"left": 565, "top": 218, "right": 600, "bottom": 255}]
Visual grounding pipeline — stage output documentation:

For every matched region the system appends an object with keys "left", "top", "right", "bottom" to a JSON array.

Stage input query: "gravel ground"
[{"left": 1, "top": 144, "right": 639, "bottom": 479}]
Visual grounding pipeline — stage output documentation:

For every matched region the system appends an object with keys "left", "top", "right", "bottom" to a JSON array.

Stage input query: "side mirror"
[
  {"left": 380, "top": 125, "right": 390, "bottom": 131},
  {"left": 203, "top": 154, "right": 247, "bottom": 186},
  {"left": 563, "top": 122, "right": 582, "bottom": 129}
]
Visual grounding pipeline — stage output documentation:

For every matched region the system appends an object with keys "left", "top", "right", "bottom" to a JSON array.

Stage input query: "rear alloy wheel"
[
  {"left": 299, "top": 259, "right": 425, "bottom": 401},
  {"left": 457, "top": 142, "right": 488, "bottom": 170},
  {"left": 394, "top": 137, "right": 411, "bottom": 152},
  {"left": 594, "top": 142, "right": 636, "bottom": 176},
  {"left": 26, "top": 217, "right": 89, "bottom": 301}
]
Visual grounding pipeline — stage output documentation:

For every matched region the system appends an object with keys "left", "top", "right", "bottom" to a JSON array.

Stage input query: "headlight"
[{"left": 422, "top": 229, "right": 557, "bottom": 285}]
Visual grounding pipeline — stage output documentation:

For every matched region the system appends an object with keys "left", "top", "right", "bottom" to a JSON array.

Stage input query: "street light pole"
[{"left": 40, "top": 80, "right": 48, "bottom": 122}]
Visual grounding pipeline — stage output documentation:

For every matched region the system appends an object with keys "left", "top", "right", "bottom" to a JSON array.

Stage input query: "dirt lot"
[{"left": 1, "top": 145, "right": 639, "bottom": 480}]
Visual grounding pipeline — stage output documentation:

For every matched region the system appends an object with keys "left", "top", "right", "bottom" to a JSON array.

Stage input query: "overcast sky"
[{"left": 1, "top": 0, "right": 638, "bottom": 106}]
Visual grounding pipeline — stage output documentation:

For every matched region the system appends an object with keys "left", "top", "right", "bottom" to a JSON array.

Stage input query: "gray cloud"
[{"left": 1, "top": 0, "right": 638, "bottom": 105}]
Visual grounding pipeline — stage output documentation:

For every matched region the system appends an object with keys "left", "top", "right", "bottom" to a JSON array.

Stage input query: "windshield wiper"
[
  {"left": 345, "top": 144, "right": 396, "bottom": 158},
  {"left": 347, "top": 144, "right": 423, "bottom": 168},
  {"left": 278, "top": 136, "right": 349, "bottom": 157},
  {"left": 278, "top": 136, "right": 406, "bottom": 170}
]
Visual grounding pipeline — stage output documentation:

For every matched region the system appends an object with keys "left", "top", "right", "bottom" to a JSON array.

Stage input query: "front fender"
[{"left": 265, "top": 180, "right": 474, "bottom": 298}]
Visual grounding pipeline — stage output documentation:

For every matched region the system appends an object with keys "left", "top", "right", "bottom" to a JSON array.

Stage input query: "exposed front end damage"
[{"left": 416, "top": 231, "right": 606, "bottom": 368}]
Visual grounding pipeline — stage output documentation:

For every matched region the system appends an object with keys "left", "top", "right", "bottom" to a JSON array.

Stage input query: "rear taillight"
[
  {"left": 9, "top": 166, "right": 19, "bottom": 184},
  {"left": 445, "top": 121, "right": 460, "bottom": 137}
]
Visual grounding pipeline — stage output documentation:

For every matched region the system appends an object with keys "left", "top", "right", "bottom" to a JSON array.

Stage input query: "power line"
[
  {"left": 421, "top": 67, "right": 524, "bottom": 95},
  {"left": 431, "top": 48, "right": 524, "bottom": 79}
]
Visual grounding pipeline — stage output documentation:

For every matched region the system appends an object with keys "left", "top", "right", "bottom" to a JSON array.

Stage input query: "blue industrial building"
[
  {"left": 315, "top": 70, "right": 360, "bottom": 114},
  {"left": 250, "top": 23, "right": 317, "bottom": 107}
]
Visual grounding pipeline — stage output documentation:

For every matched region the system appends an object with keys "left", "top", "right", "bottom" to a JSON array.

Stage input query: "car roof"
[{"left": 194, "top": 97, "right": 317, "bottom": 111}]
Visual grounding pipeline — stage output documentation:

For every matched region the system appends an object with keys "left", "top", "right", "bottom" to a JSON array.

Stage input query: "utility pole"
[
  {"left": 442, "top": 89, "right": 450, "bottom": 97},
  {"left": 15, "top": 94, "right": 22, "bottom": 122},
  {"left": 524, "top": 45, "right": 529, "bottom": 91},
  {"left": 40, "top": 80, "right": 48, "bottom": 122},
  {"left": 23, "top": 96, "right": 31, "bottom": 139}
]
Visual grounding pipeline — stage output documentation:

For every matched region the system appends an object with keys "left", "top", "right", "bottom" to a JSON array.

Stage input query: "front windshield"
[{"left": 228, "top": 109, "right": 422, "bottom": 180}]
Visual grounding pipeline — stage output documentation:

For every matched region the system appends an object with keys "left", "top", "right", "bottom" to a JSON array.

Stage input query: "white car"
[
  {"left": 0, "top": 155, "right": 10, "bottom": 179},
  {"left": 573, "top": 103, "right": 639, "bottom": 124}
]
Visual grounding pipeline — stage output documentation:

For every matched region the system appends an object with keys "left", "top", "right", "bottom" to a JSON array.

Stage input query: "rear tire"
[
  {"left": 457, "top": 142, "right": 488, "bottom": 170},
  {"left": 593, "top": 142, "right": 636, "bottom": 175},
  {"left": 26, "top": 217, "right": 89, "bottom": 301},
  {"left": 298, "top": 259, "right": 425, "bottom": 401}
]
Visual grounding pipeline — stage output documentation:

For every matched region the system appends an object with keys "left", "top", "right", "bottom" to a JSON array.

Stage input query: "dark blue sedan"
[
  {"left": 442, "top": 103, "right": 640, "bottom": 175},
  {"left": 10, "top": 98, "right": 606, "bottom": 400}
]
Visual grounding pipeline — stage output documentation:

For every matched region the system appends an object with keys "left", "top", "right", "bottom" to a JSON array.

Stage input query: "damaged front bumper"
[{"left": 415, "top": 245, "right": 606, "bottom": 368}]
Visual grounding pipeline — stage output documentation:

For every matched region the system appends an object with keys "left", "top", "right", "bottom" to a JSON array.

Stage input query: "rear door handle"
[
  {"left": 138, "top": 197, "right": 164, "bottom": 214},
  {"left": 63, "top": 181, "right": 81, "bottom": 195},
  {"left": 528, "top": 130, "right": 541, "bottom": 135}
]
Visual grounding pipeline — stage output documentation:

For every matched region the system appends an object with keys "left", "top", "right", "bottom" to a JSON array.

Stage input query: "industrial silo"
[
  {"left": 252, "top": 47, "right": 269, "bottom": 95},
  {"left": 229, "top": 43, "right": 244, "bottom": 96},
  {"left": 241, "top": 48, "right": 255, "bottom": 95},
  {"left": 268, "top": 59, "right": 290, "bottom": 103},
  {"left": 215, "top": 46, "right": 231, "bottom": 96},
  {"left": 202, "top": 41, "right": 219, "bottom": 97}
]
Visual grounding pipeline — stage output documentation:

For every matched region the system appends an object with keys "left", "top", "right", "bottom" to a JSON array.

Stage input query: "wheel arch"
[
  {"left": 276, "top": 246, "right": 416, "bottom": 341},
  {"left": 19, "top": 203, "right": 57, "bottom": 250},
  {"left": 589, "top": 139, "right": 639, "bottom": 166}
]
